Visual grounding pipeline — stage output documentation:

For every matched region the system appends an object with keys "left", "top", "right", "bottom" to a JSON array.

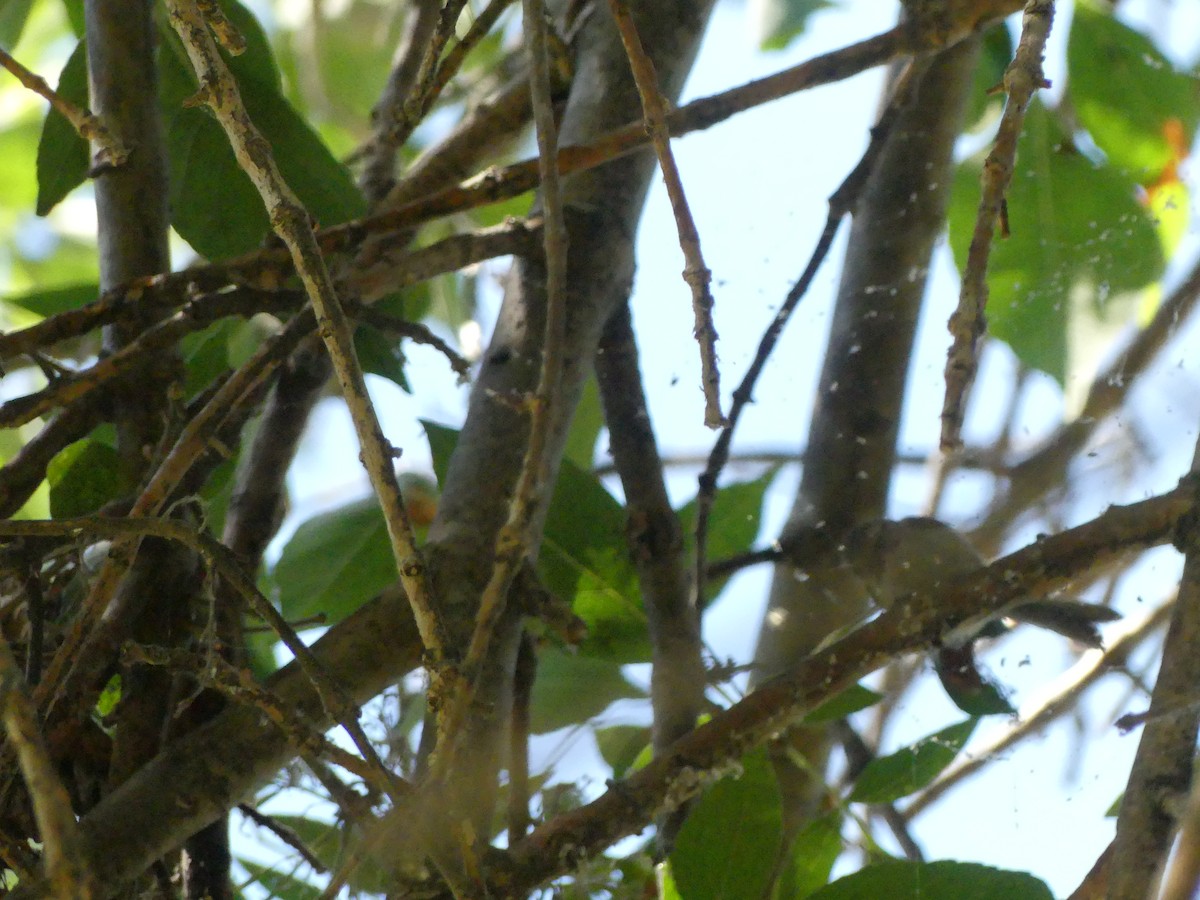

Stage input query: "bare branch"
[
  {"left": 596, "top": 304, "right": 703, "bottom": 848},
  {"left": 433, "top": 0, "right": 572, "bottom": 768},
  {"left": 359, "top": 0, "right": 444, "bottom": 202},
  {"left": 608, "top": 0, "right": 724, "bottom": 428},
  {"left": 164, "top": 0, "right": 446, "bottom": 669},
  {"left": 941, "top": 0, "right": 1054, "bottom": 449},
  {"left": 0, "top": 636, "right": 94, "bottom": 897},
  {"left": 1109, "top": 441, "right": 1200, "bottom": 895},
  {"left": 0, "top": 47, "right": 125, "bottom": 170}
]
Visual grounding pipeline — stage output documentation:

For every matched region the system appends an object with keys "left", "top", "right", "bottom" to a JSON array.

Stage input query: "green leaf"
[
  {"left": 422, "top": 419, "right": 458, "bottom": 487},
  {"left": 1105, "top": 791, "right": 1122, "bottom": 818},
  {"left": 355, "top": 324, "right": 410, "bottom": 392},
  {"left": 934, "top": 647, "right": 1015, "bottom": 717},
  {"left": 776, "top": 812, "right": 844, "bottom": 898},
  {"left": 312, "top": 0, "right": 409, "bottom": 122},
  {"left": 964, "top": 21, "right": 1013, "bottom": 132},
  {"left": 802, "top": 683, "right": 884, "bottom": 725},
  {"left": 563, "top": 375, "right": 602, "bottom": 470},
  {"left": 678, "top": 470, "right": 775, "bottom": 602},
  {"left": 423, "top": 421, "right": 648, "bottom": 660},
  {"left": 754, "top": 0, "right": 835, "bottom": 52},
  {"left": 0, "top": 116, "right": 42, "bottom": 212},
  {"left": 594, "top": 724, "right": 650, "bottom": 779},
  {"left": 59, "top": 0, "right": 84, "bottom": 37},
  {"left": 5, "top": 283, "right": 97, "bottom": 318},
  {"left": 262, "top": 816, "right": 393, "bottom": 894},
  {"left": 181, "top": 319, "right": 235, "bottom": 397},
  {"left": 670, "top": 748, "right": 782, "bottom": 900},
  {"left": 849, "top": 719, "right": 977, "bottom": 804},
  {"left": 809, "top": 860, "right": 1053, "bottom": 900},
  {"left": 35, "top": 39, "right": 89, "bottom": 216},
  {"left": 948, "top": 100, "right": 1163, "bottom": 384},
  {"left": 1069, "top": 5, "right": 1200, "bottom": 182},
  {"left": 271, "top": 497, "right": 396, "bottom": 625},
  {"left": 540, "top": 460, "right": 645, "bottom": 662},
  {"left": 0, "top": 0, "right": 36, "bottom": 49},
  {"left": 237, "top": 859, "right": 323, "bottom": 900},
  {"left": 47, "top": 438, "right": 122, "bottom": 517},
  {"left": 529, "top": 648, "right": 643, "bottom": 733},
  {"left": 158, "top": 1, "right": 364, "bottom": 259},
  {"left": 271, "top": 476, "right": 437, "bottom": 625}
]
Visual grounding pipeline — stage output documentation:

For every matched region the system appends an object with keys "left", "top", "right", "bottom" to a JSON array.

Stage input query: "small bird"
[{"left": 841, "top": 517, "right": 1120, "bottom": 648}]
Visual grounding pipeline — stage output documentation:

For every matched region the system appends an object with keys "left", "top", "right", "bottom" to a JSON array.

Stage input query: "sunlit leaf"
[
  {"left": 1069, "top": 5, "right": 1200, "bottom": 183},
  {"left": 563, "top": 374, "right": 602, "bottom": 470},
  {"left": 237, "top": 858, "right": 323, "bottom": 900},
  {"left": 849, "top": 718, "right": 976, "bottom": 804},
  {"left": 272, "top": 497, "right": 398, "bottom": 625},
  {"left": 776, "top": 812, "right": 844, "bottom": 898},
  {"left": 313, "top": 0, "right": 407, "bottom": 122},
  {"left": 963, "top": 22, "right": 1013, "bottom": 132},
  {"left": 948, "top": 100, "right": 1163, "bottom": 384},
  {"left": 541, "top": 460, "right": 646, "bottom": 662},
  {"left": 809, "top": 860, "right": 1053, "bottom": 900},
  {"left": 5, "top": 282, "right": 97, "bottom": 317},
  {"left": 753, "top": 0, "right": 835, "bottom": 52},
  {"left": 0, "top": 0, "right": 36, "bottom": 50},
  {"left": 0, "top": 116, "right": 42, "bottom": 211},
  {"left": 263, "top": 816, "right": 393, "bottom": 895}
]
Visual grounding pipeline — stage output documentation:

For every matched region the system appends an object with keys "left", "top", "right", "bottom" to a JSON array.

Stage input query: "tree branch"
[
  {"left": 9, "top": 482, "right": 1189, "bottom": 898},
  {"left": 941, "top": 0, "right": 1054, "bottom": 448},
  {"left": 1109, "top": 444, "right": 1200, "bottom": 895}
]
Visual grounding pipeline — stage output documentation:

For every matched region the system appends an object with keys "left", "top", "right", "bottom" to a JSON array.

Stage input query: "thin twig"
[
  {"left": 164, "top": 0, "right": 447, "bottom": 671},
  {"left": 34, "top": 310, "right": 314, "bottom": 722},
  {"left": 120, "top": 643, "right": 390, "bottom": 791},
  {"left": 353, "top": 308, "right": 471, "bottom": 380},
  {"left": 692, "top": 57, "right": 929, "bottom": 610},
  {"left": 608, "top": 0, "right": 724, "bottom": 428},
  {"left": 359, "top": 0, "right": 444, "bottom": 202},
  {"left": 0, "top": 46, "right": 126, "bottom": 169},
  {"left": 0, "top": 635, "right": 95, "bottom": 897},
  {"left": 237, "top": 803, "right": 328, "bottom": 874},
  {"left": 940, "top": 0, "right": 1054, "bottom": 449},
  {"left": 596, "top": 304, "right": 703, "bottom": 849},
  {"left": 4, "top": 516, "right": 405, "bottom": 804},
  {"left": 0, "top": 219, "right": 537, "bottom": 363},
  {"left": 834, "top": 721, "right": 923, "bottom": 861},
  {"left": 380, "top": 0, "right": 471, "bottom": 159},
  {"left": 507, "top": 633, "right": 537, "bottom": 841}
]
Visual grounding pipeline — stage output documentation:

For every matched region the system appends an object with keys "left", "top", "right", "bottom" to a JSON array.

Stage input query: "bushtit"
[{"left": 842, "top": 517, "right": 1119, "bottom": 648}]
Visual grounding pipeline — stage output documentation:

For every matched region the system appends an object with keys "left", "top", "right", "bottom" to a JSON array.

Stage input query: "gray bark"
[{"left": 750, "top": 34, "right": 981, "bottom": 845}]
